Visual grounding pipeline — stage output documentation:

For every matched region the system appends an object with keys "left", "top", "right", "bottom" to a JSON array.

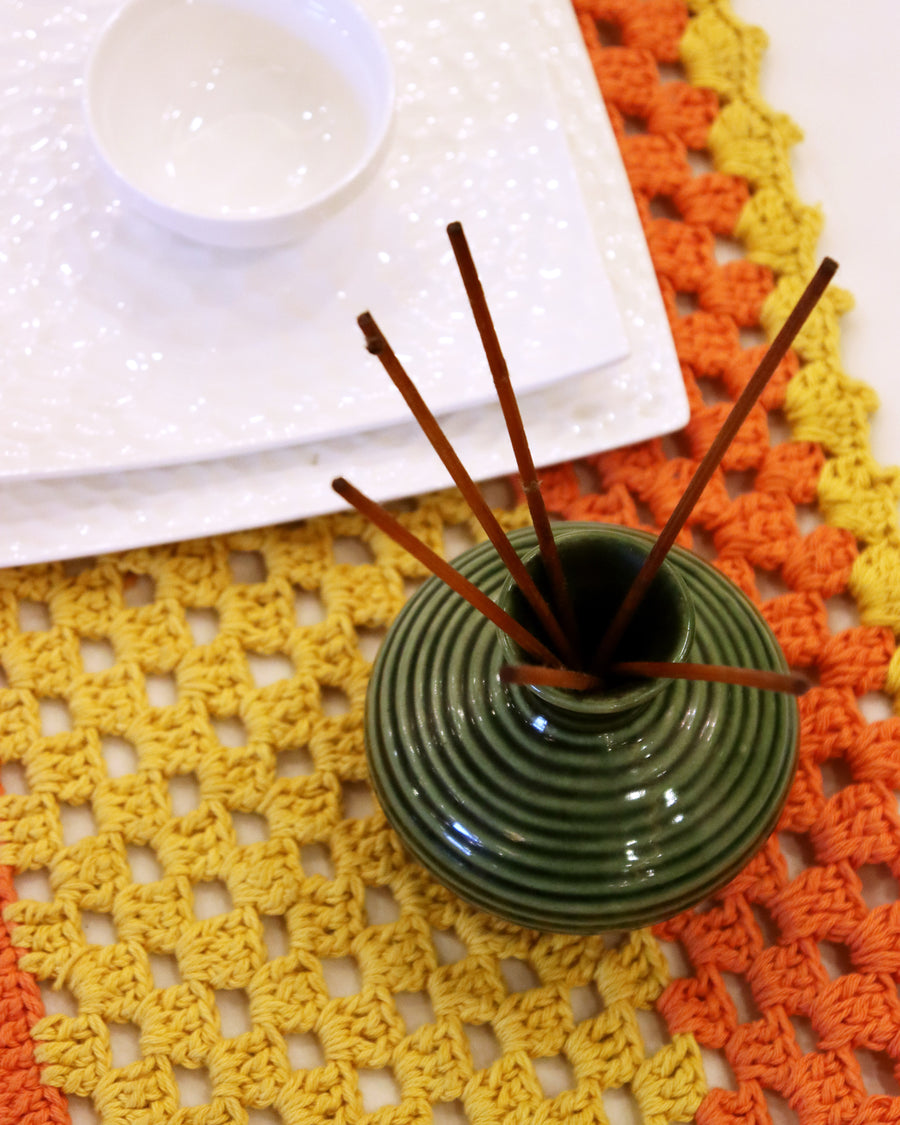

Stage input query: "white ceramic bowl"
[{"left": 85, "top": 0, "right": 394, "bottom": 248}]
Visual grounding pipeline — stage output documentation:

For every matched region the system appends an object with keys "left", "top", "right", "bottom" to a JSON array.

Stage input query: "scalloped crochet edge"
[{"left": 682, "top": 0, "right": 900, "bottom": 706}]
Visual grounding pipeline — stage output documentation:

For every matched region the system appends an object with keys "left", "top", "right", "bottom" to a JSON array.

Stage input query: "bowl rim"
[{"left": 82, "top": 0, "right": 395, "bottom": 238}]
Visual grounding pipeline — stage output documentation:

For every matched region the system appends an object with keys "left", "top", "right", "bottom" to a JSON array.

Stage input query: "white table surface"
[{"left": 735, "top": 1, "right": 899, "bottom": 477}]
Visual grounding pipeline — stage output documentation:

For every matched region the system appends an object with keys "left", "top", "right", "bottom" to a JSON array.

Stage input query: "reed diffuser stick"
[
  {"left": 500, "top": 661, "right": 808, "bottom": 696},
  {"left": 592, "top": 256, "right": 838, "bottom": 674},
  {"left": 357, "top": 310, "right": 579, "bottom": 668},
  {"left": 446, "top": 221, "right": 580, "bottom": 656},
  {"left": 331, "top": 477, "right": 564, "bottom": 668}
]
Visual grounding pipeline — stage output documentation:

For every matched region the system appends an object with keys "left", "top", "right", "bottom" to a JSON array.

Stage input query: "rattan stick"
[
  {"left": 500, "top": 661, "right": 808, "bottom": 696},
  {"left": 446, "top": 220, "right": 580, "bottom": 657},
  {"left": 332, "top": 478, "right": 564, "bottom": 668},
  {"left": 357, "top": 311, "right": 579, "bottom": 668},
  {"left": 593, "top": 257, "right": 838, "bottom": 673}
]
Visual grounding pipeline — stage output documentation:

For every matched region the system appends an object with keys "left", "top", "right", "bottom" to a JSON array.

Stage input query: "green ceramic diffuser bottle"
[{"left": 365, "top": 522, "right": 798, "bottom": 934}]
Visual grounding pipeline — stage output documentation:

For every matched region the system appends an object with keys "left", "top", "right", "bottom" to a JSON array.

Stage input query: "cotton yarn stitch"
[{"left": 1, "top": 1, "right": 898, "bottom": 1124}]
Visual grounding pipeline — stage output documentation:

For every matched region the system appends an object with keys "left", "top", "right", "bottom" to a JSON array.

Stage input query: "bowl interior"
[{"left": 86, "top": 0, "right": 393, "bottom": 224}]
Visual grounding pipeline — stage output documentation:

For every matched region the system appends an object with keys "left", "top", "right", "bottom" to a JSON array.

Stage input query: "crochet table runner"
[{"left": 2, "top": 1, "right": 899, "bottom": 1123}]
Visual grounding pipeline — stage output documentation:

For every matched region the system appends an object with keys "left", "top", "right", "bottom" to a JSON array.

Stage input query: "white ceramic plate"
[
  {"left": 0, "top": 0, "right": 685, "bottom": 566},
  {"left": 2, "top": 0, "right": 630, "bottom": 481}
]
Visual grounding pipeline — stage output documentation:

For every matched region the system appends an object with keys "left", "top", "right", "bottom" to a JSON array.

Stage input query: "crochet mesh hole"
[
  {"left": 145, "top": 673, "right": 178, "bottom": 707},
  {"left": 173, "top": 1064, "right": 213, "bottom": 1108},
  {"left": 432, "top": 928, "right": 467, "bottom": 965},
  {"left": 364, "top": 885, "right": 400, "bottom": 926},
  {"left": 686, "top": 150, "right": 714, "bottom": 178},
  {"left": 300, "top": 842, "right": 334, "bottom": 878},
  {"left": 500, "top": 957, "right": 540, "bottom": 992},
  {"left": 39, "top": 697, "right": 72, "bottom": 734},
  {"left": 127, "top": 845, "right": 164, "bottom": 883},
  {"left": 432, "top": 1101, "right": 469, "bottom": 1123},
  {"left": 333, "top": 537, "right": 375, "bottom": 566},
  {"left": 101, "top": 735, "right": 139, "bottom": 778},
  {"left": 818, "top": 941, "right": 854, "bottom": 978},
  {"left": 229, "top": 550, "right": 267, "bottom": 583},
  {"left": 722, "top": 970, "right": 761, "bottom": 1025},
  {"left": 294, "top": 588, "right": 327, "bottom": 626},
  {"left": 750, "top": 902, "right": 781, "bottom": 947},
  {"left": 858, "top": 691, "right": 894, "bottom": 722},
  {"left": 824, "top": 592, "right": 858, "bottom": 635},
  {"left": 342, "top": 780, "right": 374, "bottom": 818},
  {"left": 689, "top": 527, "right": 717, "bottom": 562},
  {"left": 262, "top": 915, "right": 289, "bottom": 960},
  {"left": 649, "top": 195, "right": 681, "bottom": 222},
  {"left": 276, "top": 745, "right": 315, "bottom": 778},
  {"left": 675, "top": 291, "right": 700, "bottom": 318},
  {"left": 789, "top": 1015, "right": 818, "bottom": 1054},
  {"left": 79, "top": 638, "right": 115, "bottom": 672},
  {"left": 81, "top": 911, "right": 117, "bottom": 946},
  {"left": 232, "top": 811, "right": 269, "bottom": 846},
  {"left": 217, "top": 989, "right": 252, "bottom": 1038},
  {"left": 714, "top": 236, "right": 744, "bottom": 265},
  {"left": 779, "top": 832, "right": 818, "bottom": 881},
  {"left": 569, "top": 980, "right": 604, "bottom": 1022},
  {"left": 66, "top": 1096, "right": 101, "bottom": 1124},
  {"left": 622, "top": 113, "right": 647, "bottom": 137},
  {"left": 212, "top": 716, "right": 246, "bottom": 747},
  {"left": 149, "top": 953, "right": 181, "bottom": 990},
  {"left": 123, "top": 574, "right": 155, "bottom": 607},
  {"left": 656, "top": 937, "right": 691, "bottom": 976},
  {"left": 18, "top": 598, "right": 51, "bottom": 631},
  {"left": 819, "top": 757, "right": 854, "bottom": 798},
  {"left": 247, "top": 1110, "right": 282, "bottom": 1125},
  {"left": 60, "top": 802, "right": 98, "bottom": 846},
  {"left": 1, "top": 759, "right": 28, "bottom": 795},
  {"left": 658, "top": 61, "right": 686, "bottom": 84},
  {"left": 635, "top": 1007, "right": 672, "bottom": 1055},
  {"left": 698, "top": 1046, "right": 738, "bottom": 1091},
  {"left": 192, "top": 879, "right": 232, "bottom": 921},
  {"left": 247, "top": 652, "right": 294, "bottom": 687},
  {"left": 395, "top": 990, "right": 435, "bottom": 1034},
  {"left": 443, "top": 522, "right": 478, "bottom": 559},
  {"left": 593, "top": 19, "right": 622, "bottom": 46},
  {"left": 321, "top": 956, "right": 362, "bottom": 998},
  {"left": 38, "top": 981, "right": 77, "bottom": 1017},
  {"left": 15, "top": 868, "right": 52, "bottom": 903},
  {"left": 169, "top": 772, "right": 202, "bottom": 816},
  {"left": 856, "top": 1048, "right": 900, "bottom": 1097},
  {"left": 763, "top": 1088, "right": 799, "bottom": 1125},
  {"left": 356, "top": 626, "right": 387, "bottom": 662},
  {"left": 286, "top": 1031, "right": 326, "bottom": 1070},
  {"left": 184, "top": 607, "right": 220, "bottom": 645},
  {"left": 109, "top": 1021, "right": 142, "bottom": 1069},
  {"left": 357, "top": 1067, "right": 402, "bottom": 1111},
  {"left": 321, "top": 686, "right": 351, "bottom": 716},
  {"left": 601, "top": 1085, "right": 643, "bottom": 1125},
  {"left": 857, "top": 863, "right": 899, "bottom": 910},
  {"left": 464, "top": 1023, "right": 503, "bottom": 1069},
  {"left": 533, "top": 1053, "right": 576, "bottom": 1098}
]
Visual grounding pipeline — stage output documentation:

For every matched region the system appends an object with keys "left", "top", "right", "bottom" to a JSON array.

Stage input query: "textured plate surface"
[
  {"left": 0, "top": 0, "right": 685, "bottom": 566},
  {"left": 1, "top": 0, "right": 630, "bottom": 480}
]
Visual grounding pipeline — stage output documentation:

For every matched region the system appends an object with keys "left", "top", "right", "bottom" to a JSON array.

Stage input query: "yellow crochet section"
[
  {"left": 0, "top": 494, "right": 704, "bottom": 1125},
  {"left": 682, "top": 0, "right": 900, "bottom": 698}
]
